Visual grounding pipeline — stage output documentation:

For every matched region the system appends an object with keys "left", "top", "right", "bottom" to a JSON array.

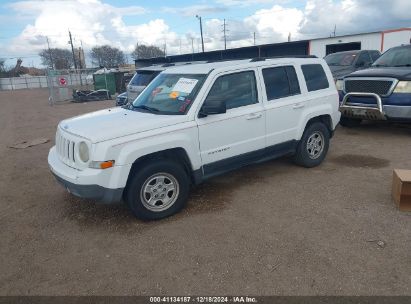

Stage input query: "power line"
[{"left": 222, "top": 19, "right": 229, "bottom": 50}]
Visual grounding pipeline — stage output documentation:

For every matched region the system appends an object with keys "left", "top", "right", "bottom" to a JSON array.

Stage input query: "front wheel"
[
  {"left": 125, "top": 160, "right": 190, "bottom": 220},
  {"left": 294, "top": 122, "right": 330, "bottom": 168}
]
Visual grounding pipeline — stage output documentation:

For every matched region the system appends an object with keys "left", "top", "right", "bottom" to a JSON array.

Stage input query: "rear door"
[
  {"left": 196, "top": 69, "right": 266, "bottom": 177},
  {"left": 259, "top": 64, "right": 305, "bottom": 148}
]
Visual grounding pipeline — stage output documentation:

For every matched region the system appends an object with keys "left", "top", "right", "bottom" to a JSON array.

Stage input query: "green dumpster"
[{"left": 93, "top": 73, "right": 116, "bottom": 95}]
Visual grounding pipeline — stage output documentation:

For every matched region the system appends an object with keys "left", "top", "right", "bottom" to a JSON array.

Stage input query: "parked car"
[
  {"left": 48, "top": 57, "right": 340, "bottom": 220},
  {"left": 338, "top": 44, "right": 411, "bottom": 126},
  {"left": 126, "top": 65, "right": 166, "bottom": 103},
  {"left": 325, "top": 50, "right": 381, "bottom": 79},
  {"left": 115, "top": 92, "right": 128, "bottom": 106},
  {"left": 126, "top": 62, "right": 204, "bottom": 103}
]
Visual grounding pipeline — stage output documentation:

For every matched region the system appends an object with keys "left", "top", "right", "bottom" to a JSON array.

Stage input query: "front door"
[{"left": 196, "top": 70, "right": 266, "bottom": 177}]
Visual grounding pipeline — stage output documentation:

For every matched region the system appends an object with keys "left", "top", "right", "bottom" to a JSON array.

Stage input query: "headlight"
[
  {"left": 393, "top": 81, "right": 411, "bottom": 93},
  {"left": 335, "top": 79, "right": 344, "bottom": 91},
  {"left": 78, "top": 141, "right": 89, "bottom": 162}
]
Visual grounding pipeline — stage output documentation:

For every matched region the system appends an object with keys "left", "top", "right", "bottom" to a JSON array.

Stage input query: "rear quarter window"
[{"left": 301, "top": 64, "right": 329, "bottom": 92}]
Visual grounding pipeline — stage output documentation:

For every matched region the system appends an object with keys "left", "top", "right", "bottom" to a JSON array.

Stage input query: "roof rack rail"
[
  {"left": 250, "top": 55, "right": 318, "bottom": 62},
  {"left": 161, "top": 63, "right": 175, "bottom": 67}
]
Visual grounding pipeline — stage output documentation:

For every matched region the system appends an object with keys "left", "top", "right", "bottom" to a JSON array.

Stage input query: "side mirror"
[{"left": 199, "top": 99, "right": 226, "bottom": 117}]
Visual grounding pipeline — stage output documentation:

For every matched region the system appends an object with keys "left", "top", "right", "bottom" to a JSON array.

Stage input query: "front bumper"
[
  {"left": 48, "top": 147, "right": 124, "bottom": 203},
  {"left": 339, "top": 91, "right": 411, "bottom": 121}
]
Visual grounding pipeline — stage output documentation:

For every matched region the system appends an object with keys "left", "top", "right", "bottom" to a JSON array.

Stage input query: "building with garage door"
[
  {"left": 308, "top": 28, "right": 411, "bottom": 58},
  {"left": 135, "top": 27, "right": 411, "bottom": 66}
]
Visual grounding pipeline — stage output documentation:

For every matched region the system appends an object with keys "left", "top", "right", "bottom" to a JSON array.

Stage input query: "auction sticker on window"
[{"left": 172, "top": 78, "right": 199, "bottom": 94}]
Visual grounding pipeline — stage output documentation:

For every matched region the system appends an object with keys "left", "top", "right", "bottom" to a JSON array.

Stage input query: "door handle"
[
  {"left": 293, "top": 103, "right": 305, "bottom": 109},
  {"left": 246, "top": 113, "right": 262, "bottom": 120}
]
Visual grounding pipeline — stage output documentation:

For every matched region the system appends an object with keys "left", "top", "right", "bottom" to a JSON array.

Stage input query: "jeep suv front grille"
[
  {"left": 344, "top": 79, "right": 394, "bottom": 96},
  {"left": 55, "top": 129, "right": 76, "bottom": 167}
]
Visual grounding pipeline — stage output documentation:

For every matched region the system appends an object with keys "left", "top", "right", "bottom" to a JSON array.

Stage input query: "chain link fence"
[{"left": 47, "top": 68, "right": 98, "bottom": 104}]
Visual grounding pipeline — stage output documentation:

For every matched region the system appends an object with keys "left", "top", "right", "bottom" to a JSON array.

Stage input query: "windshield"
[
  {"left": 325, "top": 52, "right": 358, "bottom": 66},
  {"left": 130, "top": 70, "right": 159, "bottom": 86},
  {"left": 373, "top": 47, "right": 411, "bottom": 67},
  {"left": 131, "top": 73, "right": 206, "bottom": 115}
]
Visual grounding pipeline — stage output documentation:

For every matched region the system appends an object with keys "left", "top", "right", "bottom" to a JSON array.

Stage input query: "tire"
[
  {"left": 125, "top": 160, "right": 190, "bottom": 220},
  {"left": 339, "top": 116, "right": 362, "bottom": 128},
  {"left": 294, "top": 122, "right": 330, "bottom": 168}
]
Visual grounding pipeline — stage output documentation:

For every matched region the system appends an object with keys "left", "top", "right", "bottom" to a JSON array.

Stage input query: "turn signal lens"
[{"left": 89, "top": 160, "right": 115, "bottom": 169}]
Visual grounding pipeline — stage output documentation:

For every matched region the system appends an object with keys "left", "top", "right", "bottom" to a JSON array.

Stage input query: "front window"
[
  {"left": 131, "top": 73, "right": 206, "bottom": 115},
  {"left": 372, "top": 47, "right": 411, "bottom": 67},
  {"left": 325, "top": 52, "right": 358, "bottom": 66}
]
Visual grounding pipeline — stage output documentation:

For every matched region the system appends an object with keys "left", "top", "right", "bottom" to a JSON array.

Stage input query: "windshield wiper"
[
  {"left": 132, "top": 105, "right": 160, "bottom": 113},
  {"left": 393, "top": 64, "right": 411, "bottom": 67},
  {"left": 373, "top": 64, "right": 388, "bottom": 67}
]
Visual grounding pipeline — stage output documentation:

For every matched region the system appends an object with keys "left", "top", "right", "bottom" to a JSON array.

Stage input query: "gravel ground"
[{"left": 0, "top": 88, "right": 410, "bottom": 296}]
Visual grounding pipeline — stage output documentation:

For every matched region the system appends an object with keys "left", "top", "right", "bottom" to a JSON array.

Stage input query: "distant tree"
[
  {"left": 39, "top": 48, "right": 73, "bottom": 69},
  {"left": 90, "top": 45, "right": 125, "bottom": 68},
  {"left": 131, "top": 44, "right": 165, "bottom": 59},
  {"left": 0, "top": 59, "right": 6, "bottom": 77}
]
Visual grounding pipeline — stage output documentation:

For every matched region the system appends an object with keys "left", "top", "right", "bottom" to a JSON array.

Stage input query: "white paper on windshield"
[{"left": 172, "top": 78, "right": 198, "bottom": 94}]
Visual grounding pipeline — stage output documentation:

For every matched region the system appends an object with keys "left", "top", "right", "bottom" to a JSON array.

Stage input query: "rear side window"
[
  {"left": 301, "top": 64, "right": 329, "bottom": 91},
  {"left": 356, "top": 52, "right": 372, "bottom": 67},
  {"left": 205, "top": 71, "right": 258, "bottom": 110},
  {"left": 262, "top": 66, "right": 301, "bottom": 100},
  {"left": 130, "top": 71, "right": 159, "bottom": 86},
  {"left": 369, "top": 51, "right": 381, "bottom": 62}
]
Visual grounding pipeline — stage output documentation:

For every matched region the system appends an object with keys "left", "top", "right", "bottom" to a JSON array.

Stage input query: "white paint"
[
  {"left": 48, "top": 58, "right": 340, "bottom": 199},
  {"left": 383, "top": 30, "right": 411, "bottom": 52},
  {"left": 309, "top": 29, "right": 411, "bottom": 58}
]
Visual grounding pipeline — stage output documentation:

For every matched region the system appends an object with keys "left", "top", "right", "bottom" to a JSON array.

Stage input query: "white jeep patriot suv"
[{"left": 48, "top": 57, "right": 340, "bottom": 220}]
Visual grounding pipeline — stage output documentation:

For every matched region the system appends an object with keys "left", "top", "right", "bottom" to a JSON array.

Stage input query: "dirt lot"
[{"left": 0, "top": 88, "right": 410, "bottom": 296}]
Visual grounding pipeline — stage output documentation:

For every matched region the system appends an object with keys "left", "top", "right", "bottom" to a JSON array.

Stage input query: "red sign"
[{"left": 58, "top": 77, "right": 67, "bottom": 86}]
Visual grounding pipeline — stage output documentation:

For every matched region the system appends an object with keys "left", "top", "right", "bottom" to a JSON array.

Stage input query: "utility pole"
[
  {"left": 191, "top": 38, "right": 194, "bottom": 54},
  {"left": 333, "top": 24, "right": 336, "bottom": 37},
  {"left": 196, "top": 15, "right": 205, "bottom": 53},
  {"left": 222, "top": 19, "right": 228, "bottom": 50},
  {"left": 68, "top": 30, "right": 77, "bottom": 69},
  {"left": 46, "top": 36, "right": 54, "bottom": 69},
  {"left": 253, "top": 32, "right": 256, "bottom": 46}
]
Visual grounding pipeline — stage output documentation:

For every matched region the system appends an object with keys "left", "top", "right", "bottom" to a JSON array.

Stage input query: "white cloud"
[
  {"left": 3, "top": 0, "right": 171, "bottom": 63},
  {"left": 216, "top": 0, "right": 290, "bottom": 7},
  {"left": 161, "top": 4, "right": 228, "bottom": 17},
  {"left": 2, "top": 0, "right": 411, "bottom": 65}
]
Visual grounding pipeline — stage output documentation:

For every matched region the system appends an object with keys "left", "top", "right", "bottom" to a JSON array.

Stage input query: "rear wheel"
[
  {"left": 125, "top": 160, "right": 190, "bottom": 220},
  {"left": 294, "top": 122, "right": 330, "bottom": 168},
  {"left": 340, "top": 116, "right": 362, "bottom": 127}
]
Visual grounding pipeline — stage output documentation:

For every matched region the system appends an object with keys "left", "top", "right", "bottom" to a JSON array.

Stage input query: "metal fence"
[
  {"left": 47, "top": 68, "right": 97, "bottom": 104},
  {"left": 0, "top": 76, "right": 49, "bottom": 90}
]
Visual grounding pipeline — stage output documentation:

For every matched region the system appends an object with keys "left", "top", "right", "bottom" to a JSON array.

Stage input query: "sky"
[{"left": 0, "top": 0, "right": 410, "bottom": 68}]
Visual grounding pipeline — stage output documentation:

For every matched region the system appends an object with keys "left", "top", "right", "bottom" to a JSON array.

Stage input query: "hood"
[
  {"left": 60, "top": 107, "right": 189, "bottom": 143},
  {"left": 329, "top": 65, "right": 356, "bottom": 79},
  {"left": 346, "top": 67, "right": 411, "bottom": 80}
]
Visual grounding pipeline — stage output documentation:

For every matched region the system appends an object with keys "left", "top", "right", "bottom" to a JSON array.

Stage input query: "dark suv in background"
[
  {"left": 325, "top": 50, "right": 381, "bottom": 79},
  {"left": 338, "top": 44, "right": 411, "bottom": 126}
]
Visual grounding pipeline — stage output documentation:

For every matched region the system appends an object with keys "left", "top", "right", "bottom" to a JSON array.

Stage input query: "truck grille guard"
[{"left": 339, "top": 92, "right": 386, "bottom": 120}]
